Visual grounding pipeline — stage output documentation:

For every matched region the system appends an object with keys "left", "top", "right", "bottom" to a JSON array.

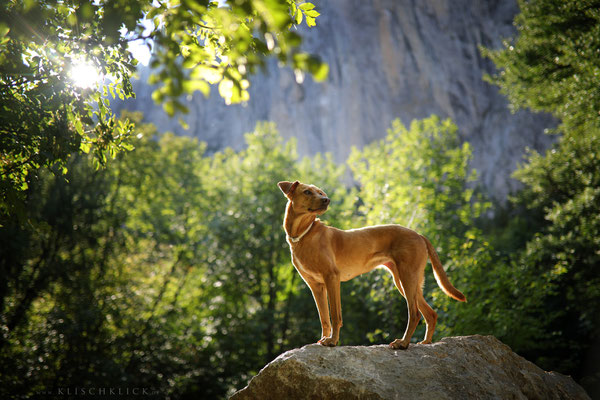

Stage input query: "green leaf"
[
  {"left": 74, "top": 118, "right": 84, "bottom": 136},
  {"left": 183, "top": 79, "right": 211, "bottom": 97},
  {"left": 309, "top": 60, "right": 328, "bottom": 81},
  {"left": 299, "top": 3, "right": 315, "bottom": 11},
  {"left": 164, "top": 100, "right": 176, "bottom": 116},
  {"left": 0, "top": 23, "right": 9, "bottom": 38},
  {"left": 178, "top": 117, "right": 189, "bottom": 130}
]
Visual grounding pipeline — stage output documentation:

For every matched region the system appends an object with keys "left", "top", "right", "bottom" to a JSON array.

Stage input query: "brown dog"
[{"left": 278, "top": 180, "right": 466, "bottom": 349}]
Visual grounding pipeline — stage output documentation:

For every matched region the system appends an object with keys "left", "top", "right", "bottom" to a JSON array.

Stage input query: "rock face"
[
  {"left": 229, "top": 335, "right": 589, "bottom": 400},
  {"left": 115, "top": 0, "right": 555, "bottom": 200}
]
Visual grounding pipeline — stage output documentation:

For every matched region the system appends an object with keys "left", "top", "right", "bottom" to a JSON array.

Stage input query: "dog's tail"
[{"left": 422, "top": 235, "right": 466, "bottom": 302}]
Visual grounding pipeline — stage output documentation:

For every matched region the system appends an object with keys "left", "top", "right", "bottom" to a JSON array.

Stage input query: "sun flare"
[{"left": 70, "top": 60, "right": 101, "bottom": 89}]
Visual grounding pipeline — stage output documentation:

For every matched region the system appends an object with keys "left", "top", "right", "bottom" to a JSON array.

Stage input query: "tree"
[
  {"left": 0, "top": 117, "right": 352, "bottom": 397},
  {"left": 0, "top": 151, "right": 132, "bottom": 397},
  {"left": 483, "top": 0, "right": 600, "bottom": 394},
  {"left": 509, "top": 128, "right": 600, "bottom": 390},
  {"left": 481, "top": 0, "right": 600, "bottom": 130},
  {"left": 349, "top": 116, "right": 485, "bottom": 242},
  {"left": 0, "top": 0, "right": 326, "bottom": 220}
]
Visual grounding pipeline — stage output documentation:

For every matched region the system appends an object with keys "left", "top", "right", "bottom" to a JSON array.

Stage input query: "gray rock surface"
[
  {"left": 115, "top": 0, "right": 555, "bottom": 201},
  {"left": 229, "top": 335, "right": 589, "bottom": 400}
]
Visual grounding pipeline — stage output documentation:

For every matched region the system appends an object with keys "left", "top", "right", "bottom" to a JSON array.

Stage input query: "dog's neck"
[{"left": 283, "top": 201, "right": 318, "bottom": 243}]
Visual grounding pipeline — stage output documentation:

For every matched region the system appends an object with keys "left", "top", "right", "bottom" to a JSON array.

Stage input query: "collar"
[{"left": 287, "top": 220, "right": 315, "bottom": 243}]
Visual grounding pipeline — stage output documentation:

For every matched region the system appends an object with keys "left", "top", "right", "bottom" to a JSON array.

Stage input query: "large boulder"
[{"left": 230, "top": 335, "right": 589, "bottom": 400}]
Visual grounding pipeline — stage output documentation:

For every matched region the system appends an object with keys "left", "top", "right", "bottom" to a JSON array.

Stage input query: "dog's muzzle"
[{"left": 310, "top": 197, "right": 330, "bottom": 212}]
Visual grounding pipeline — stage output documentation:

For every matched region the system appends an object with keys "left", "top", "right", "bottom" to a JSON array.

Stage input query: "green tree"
[
  {"left": 483, "top": 0, "right": 600, "bottom": 394},
  {"left": 0, "top": 0, "right": 326, "bottom": 219},
  {"left": 344, "top": 116, "right": 555, "bottom": 363},
  {"left": 0, "top": 117, "right": 352, "bottom": 397},
  {"left": 349, "top": 116, "right": 485, "bottom": 243},
  {"left": 509, "top": 128, "right": 600, "bottom": 390},
  {"left": 0, "top": 153, "right": 131, "bottom": 397},
  {"left": 0, "top": 113, "right": 224, "bottom": 398},
  {"left": 481, "top": 0, "right": 600, "bottom": 130},
  {"left": 109, "top": 116, "right": 227, "bottom": 397}
]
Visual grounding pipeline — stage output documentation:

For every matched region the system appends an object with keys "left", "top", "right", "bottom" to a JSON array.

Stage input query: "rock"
[{"left": 229, "top": 335, "right": 589, "bottom": 400}]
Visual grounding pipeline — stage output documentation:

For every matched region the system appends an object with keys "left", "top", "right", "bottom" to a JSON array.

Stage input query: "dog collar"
[{"left": 287, "top": 221, "right": 315, "bottom": 243}]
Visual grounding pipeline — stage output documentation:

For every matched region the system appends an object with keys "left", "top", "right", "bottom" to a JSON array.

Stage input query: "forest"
[{"left": 1, "top": 0, "right": 599, "bottom": 398}]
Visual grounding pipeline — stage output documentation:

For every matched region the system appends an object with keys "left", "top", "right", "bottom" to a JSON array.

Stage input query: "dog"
[{"left": 278, "top": 180, "right": 466, "bottom": 349}]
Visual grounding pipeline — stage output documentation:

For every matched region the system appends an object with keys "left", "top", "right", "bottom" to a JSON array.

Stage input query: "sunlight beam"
[{"left": 69, "top": 60, "right": 102, "bottom": 89}]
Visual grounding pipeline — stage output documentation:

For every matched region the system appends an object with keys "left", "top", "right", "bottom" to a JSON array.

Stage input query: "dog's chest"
[
  {"left": 291, "top": 252, "right": 322, "bottom": 280},
  {"left": 292, "top": 254, "right": 310, "bottom": 273}
]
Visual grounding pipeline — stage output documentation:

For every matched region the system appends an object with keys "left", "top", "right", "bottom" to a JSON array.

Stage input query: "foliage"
[
  {"left": 148, "top": 0, "right": 328, "bottom": 110},
  {"left": 348, "top": 116, "right": 485, "bottom": 242},
  {"left": 0, "top": 152, "right": 133, "bottom": 396},
  {"left": 481, "top": 0, "right": 600, "bottom": 130},
  {"left": 510, "top": 126, "right": 600, "bottom": 386},
  {"left": 483, "top": 0, "right": 600, "bottom": 394},
  {"left": 344, "top": 116, "right": 561, "bottom": 363},
  {"left": 0, "top": 118, "right": 349, "bottom": 398},
  {"left": 4, "top": 0, "right": 598, "bottom": 396},
  {"left": 4, "top": 107, "right": 597, "bottom": 396},
  {"left": 0, "top": 0, "right": 326, "bottom": 220},
  {"left": 476, "top": 125, "right": 600, "bottom": 395}
]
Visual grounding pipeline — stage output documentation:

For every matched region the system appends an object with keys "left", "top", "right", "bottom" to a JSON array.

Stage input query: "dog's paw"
[
  {"left": 389, "top": 339, "right": 409, "bottom": 350},
  {"left": 318, "top": 337, "right": 338, "bottom": 347},
  {"left": 417, "top": 340, "right": 432, "bottom": 345}
]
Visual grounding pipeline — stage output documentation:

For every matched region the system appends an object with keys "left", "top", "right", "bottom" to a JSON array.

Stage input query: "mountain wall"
[{"left": 114, "top": 0, "right": 555, "bottom": 201}]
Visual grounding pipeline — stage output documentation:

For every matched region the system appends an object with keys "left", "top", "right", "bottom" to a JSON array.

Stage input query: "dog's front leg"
[
  {"left": 306, "top": 280, "right": 332, "bottom": 342},
  {"left": 320, "top": 271, "right": 343, "bottom": 347}
]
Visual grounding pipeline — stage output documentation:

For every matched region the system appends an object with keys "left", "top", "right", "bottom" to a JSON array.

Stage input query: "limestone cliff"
[
  {"left": 229, "top": 336, "right": 590, "bottom": 400},
  {"left": 114, "top": 0, "right": 554, "bottom": 200}
]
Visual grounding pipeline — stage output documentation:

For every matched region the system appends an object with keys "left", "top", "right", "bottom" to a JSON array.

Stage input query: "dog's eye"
[{"left": 304, "top": 190, "right": 312, "bottom": 195}]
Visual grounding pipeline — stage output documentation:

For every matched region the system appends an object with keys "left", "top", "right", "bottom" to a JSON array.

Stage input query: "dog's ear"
[{"left": 278, "top": 181, "right": 299, "bottom": 197}]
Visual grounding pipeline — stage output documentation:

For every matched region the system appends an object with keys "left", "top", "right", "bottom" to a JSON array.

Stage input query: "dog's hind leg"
[
  {"left": 391, "top": 259, "right": 437, "bottom": 344},
  {"left": 384, "top": 261, "right": 405, "bottom": 299},
  {"left": 389, "top": 294, "right": 420, "bottom": 350},
  {"left": 387, "top": 261, "right": 421, "bottom": 350},
  {"left": 417, "top": 294, "right": 437, "bottom": 344}
]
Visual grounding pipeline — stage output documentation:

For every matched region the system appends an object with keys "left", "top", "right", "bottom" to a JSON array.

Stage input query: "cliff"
[
  {"left": 114, "top": 0, "right": 555, "bottom": 200},
  {"left": 229, "top": 335, "right": 590, "bottom": 400}
]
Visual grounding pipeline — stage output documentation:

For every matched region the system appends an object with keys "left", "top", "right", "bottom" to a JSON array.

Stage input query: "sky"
[{"left": 125, "top": 18, "right": 154, "bottom": 66}]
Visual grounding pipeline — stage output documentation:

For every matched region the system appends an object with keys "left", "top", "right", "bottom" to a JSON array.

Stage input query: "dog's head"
[{"left": 278, "top": 180, "right": 330, "bottom": 215}]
